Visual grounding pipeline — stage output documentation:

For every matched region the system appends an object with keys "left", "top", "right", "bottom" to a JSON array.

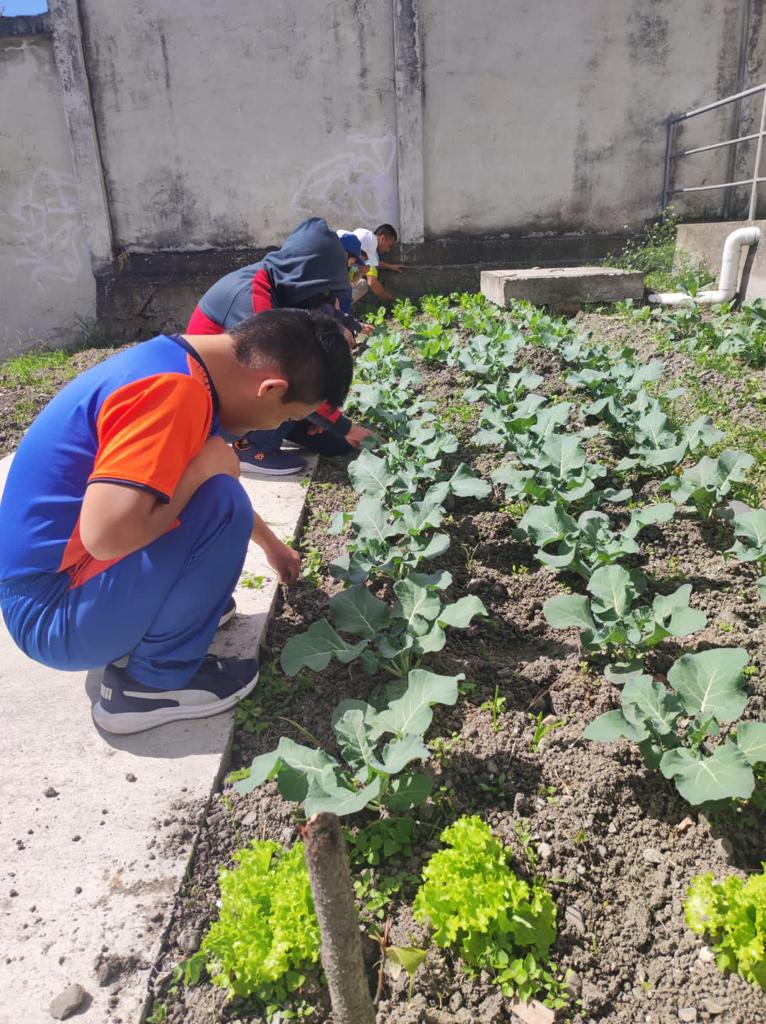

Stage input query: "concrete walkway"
[{"left": 0, "top": 453, "right": 316, "bottom": 1024}]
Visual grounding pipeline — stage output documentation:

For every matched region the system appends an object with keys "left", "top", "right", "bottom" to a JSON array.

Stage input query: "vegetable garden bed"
[{"left": 150, "top": 294, "right": 766, "bottom": 1024}]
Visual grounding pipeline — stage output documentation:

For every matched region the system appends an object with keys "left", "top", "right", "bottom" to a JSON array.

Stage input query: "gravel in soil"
[{"left": 150, "top": 321, "right": 766, "bottom": 1024}]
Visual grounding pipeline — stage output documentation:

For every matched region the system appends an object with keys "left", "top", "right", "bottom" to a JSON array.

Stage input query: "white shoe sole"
[
  {"left": 218, "top": 603, "right": 236, "bottom": 628},
  {"left": 92, "top": 671, "right": 259, "bottom": 736},
  {"left": 239, "top": 461, "right": 306, "bottom": 476}
]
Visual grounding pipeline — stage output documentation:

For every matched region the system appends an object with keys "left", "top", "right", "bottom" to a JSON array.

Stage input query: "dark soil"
[{"left": 149, "top": 321, "right": 766, "bottom": 1024}]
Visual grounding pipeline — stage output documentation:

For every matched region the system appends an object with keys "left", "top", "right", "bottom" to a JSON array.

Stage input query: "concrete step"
[
  {"left": 0, "top": 453, "right": 316, "bottom": 1024},
  {"left": 481, "top": 266, "right": 644, "bottom": 307}
]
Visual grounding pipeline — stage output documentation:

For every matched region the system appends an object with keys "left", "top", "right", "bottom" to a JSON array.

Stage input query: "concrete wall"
[
  {"left": 77, "top": 0, "right": 398, "bottom": 252},
  {"left": 0, "top": 19, "right": 96, "bottom": 353},
  {"left": 420, "top": 0, "right": 760, "bottom": 237},
  {"left": 2, "top": 1, "right": 766, "bottom": 350}
]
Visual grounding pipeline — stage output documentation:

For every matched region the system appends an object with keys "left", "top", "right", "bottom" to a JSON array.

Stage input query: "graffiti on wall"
[
  {"left": 292, "top": 134, "right": 399, "bottom": 229},
  {"left": 7, "top": 168, "right": 88, "bottom": 291}
]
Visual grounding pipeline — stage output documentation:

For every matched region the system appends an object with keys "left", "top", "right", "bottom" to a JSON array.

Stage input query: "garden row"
[{"left": 155, "top": 293, "right": 766, "bottom": 1024}]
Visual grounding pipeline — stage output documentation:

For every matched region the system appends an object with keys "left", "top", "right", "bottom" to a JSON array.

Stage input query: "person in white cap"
[{"left": 337, "top": 227, "right": 397, "bottom": 304}]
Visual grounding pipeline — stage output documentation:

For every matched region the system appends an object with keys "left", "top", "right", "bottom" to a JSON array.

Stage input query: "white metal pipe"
[{"left": 648, "top": 225, "right": 761, "bottom": 307}]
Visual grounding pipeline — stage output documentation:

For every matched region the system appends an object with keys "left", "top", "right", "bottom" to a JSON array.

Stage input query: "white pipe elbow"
[{"left": 648, "top": 225, "right": 761, "bottom": 307}]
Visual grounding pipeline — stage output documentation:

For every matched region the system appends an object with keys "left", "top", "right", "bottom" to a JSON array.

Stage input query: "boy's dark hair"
[
  {"left": 374, "top": 223, "right": 398, "bottom": 240},
  {"left": 292, "top": 291, "right": 332, "bottom": 311},
  {"left": 230, "top": 309, "right": 353, "bottom": 409}
]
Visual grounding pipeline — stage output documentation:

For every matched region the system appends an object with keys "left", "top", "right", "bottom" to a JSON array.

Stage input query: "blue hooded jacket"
[{"left": 198, "top": 217, "right": 349, "bottom": 328}]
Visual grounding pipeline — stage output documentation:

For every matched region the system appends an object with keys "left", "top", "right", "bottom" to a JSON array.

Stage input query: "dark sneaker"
[
  {"left": 234, "top": 440, "right": 305, "bottom": 476},
  {"left": 92, "top": 655, "right": 259, "bottom": 735},
  {"left": 218, "top": 596, "right": 236, "bottom": 627}
]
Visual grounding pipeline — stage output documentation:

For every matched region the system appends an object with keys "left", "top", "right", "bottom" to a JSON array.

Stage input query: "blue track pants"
[{"left": 0, "top": 476, "right": 253, "bottom": 690}]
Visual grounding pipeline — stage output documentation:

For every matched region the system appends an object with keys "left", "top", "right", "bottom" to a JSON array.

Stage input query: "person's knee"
[{"left": 194, "top": 475, "right": 253, "bottom": 540}]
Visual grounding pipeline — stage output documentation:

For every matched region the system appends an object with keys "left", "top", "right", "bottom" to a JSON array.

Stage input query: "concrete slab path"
[{"left": 0, "top": 453, "right": 316, "bottom": 1024}]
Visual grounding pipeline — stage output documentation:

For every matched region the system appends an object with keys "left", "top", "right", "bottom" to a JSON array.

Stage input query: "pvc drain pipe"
[{"left": 648, "top": 225, "right": 761, "bottom": 306}]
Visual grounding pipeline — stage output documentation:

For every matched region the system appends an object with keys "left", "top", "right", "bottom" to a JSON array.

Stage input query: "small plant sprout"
[
  {"left": 481, "top": 683, "right": 507, "bottom": 734},
  {"left": 529, "top": 712, "right": 566, "bottom": 752},
  {"left": 370, "top": 919, "right": 426, "bottom": 1003},
  {"left": 240, "top": 571, "right": 265, "bottom": 590}
]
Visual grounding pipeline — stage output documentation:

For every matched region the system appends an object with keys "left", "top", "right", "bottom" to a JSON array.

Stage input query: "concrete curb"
[{"left": 0, "top": 453, "right": 317, "bottom": 1024}]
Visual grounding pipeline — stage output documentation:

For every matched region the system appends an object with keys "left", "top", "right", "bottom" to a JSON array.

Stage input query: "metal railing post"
[
  {"left": 748, "top": 87, "right": 766, "bottom": 221},
  {"left": 661, "top": 116, "right": 675, "bottom": 218}
]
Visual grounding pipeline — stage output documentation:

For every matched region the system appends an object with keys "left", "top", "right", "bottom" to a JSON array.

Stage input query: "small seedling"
[
  {"left": 240, "top": 571, "right": 265, "bottom": 590},
  {"left": 481, "top": 684, "right": 507, "bottom": 734},
  {"left": 529, "top": 711, "right": 566, "bottom": 752},
  {"left": 300, "top": 546, "right": 323, "bottom": 587}
]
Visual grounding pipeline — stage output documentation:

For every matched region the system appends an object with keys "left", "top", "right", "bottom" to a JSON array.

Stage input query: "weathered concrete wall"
[
  {"left": 0, "top": 23, "right": 96, "bottom": 353},
  {"left": 2, "top": 1, "right": 766, "bottom": 349},
  {"left": 676, "top": 220, "right": 766, "bottom": 300},
  {"left": 77, "top": 0, "right": 399, "bottom": 252},
  {"left": 420, "top": 0, "right": 763, "bottom": 238}
]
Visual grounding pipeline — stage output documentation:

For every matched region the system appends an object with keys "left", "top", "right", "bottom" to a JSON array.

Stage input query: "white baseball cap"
[{"left": 353, "top": 228, "right": 379, "bottom": 268}]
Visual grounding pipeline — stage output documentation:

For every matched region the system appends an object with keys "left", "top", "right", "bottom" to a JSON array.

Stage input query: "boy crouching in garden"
[{"left": 0, "top": 311, "right": 352, "bottom": 735}]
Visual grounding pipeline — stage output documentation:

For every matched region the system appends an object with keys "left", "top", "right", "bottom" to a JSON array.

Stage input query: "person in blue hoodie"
[{"left": 187, "top": 218, "right": 372, "bottom": 475}]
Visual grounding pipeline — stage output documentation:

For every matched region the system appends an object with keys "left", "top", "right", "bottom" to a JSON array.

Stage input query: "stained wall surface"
[
  {"left": 1, "top": 2, "right": 766, "bottom": 352},
  {"left": 0, "top": 31, "right": 96, "bottom": 352},
  {"left": 77, "top": 0, "right": 398, "bottom": 252}
]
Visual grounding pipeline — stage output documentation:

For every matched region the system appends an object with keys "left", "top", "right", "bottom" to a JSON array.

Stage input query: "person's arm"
[
  {"left": 367, "top": 274, "right": 395, "bottom": 303},
  {"left": 379, "top": 260, "right": 404, "bottom": 272},
  {"left": 251, "top": 511, "right": 300, "bottom": 583},
  {"left": 80, "top": 437, "right": 240, "bottom": 561}
]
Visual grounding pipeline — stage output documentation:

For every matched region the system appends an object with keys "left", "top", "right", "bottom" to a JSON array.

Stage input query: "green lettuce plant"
[
  {"left": 413, "top": 816, "right": 564, "bottom": 1006},
  {"left": 200, "top": 839, "right": 319, "bottom": 1002},
  {"left": 685, "top": 866, "right": 766, "bottom": 987},
  {"left": 235, "top": 669, "right": 462, "bottom": 816},
  {"left": 543, "top": 564, "right": 706, "bottom": 656},
  {"left": 584, "top": 648, "right": 766, "bottom": 805}
]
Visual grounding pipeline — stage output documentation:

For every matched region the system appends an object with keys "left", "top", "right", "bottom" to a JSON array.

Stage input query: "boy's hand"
[
  {"left": 361, "top": 324, "right": 375, "bottom": 336},
  {"left": 194, "top": 436, "right": 241, "bottom": 480},
  {"left": 387, "top": 263, "right": 404, "bottom": 273},
  {"left": 345, "top": 424, "right": 375, "bottom": 449},
  {"left": 264, "top": 537, "right": 301, "bottom": 584}
]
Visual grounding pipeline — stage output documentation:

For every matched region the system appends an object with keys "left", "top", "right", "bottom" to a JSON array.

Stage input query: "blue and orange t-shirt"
[{"left": 0, "top": 334, "right": 219, "bottom": 589}]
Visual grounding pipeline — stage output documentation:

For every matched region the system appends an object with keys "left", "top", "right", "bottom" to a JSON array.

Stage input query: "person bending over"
[
  {"left": 0, "top": 311, "right": 352, "bottom": 735},
  {"left": 188, "top": 217, "right": 371, "bottom": 476}
]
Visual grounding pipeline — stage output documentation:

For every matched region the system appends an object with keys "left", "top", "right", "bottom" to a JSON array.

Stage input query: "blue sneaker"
[
  {"left": 92, "top": 655, "right": 259, "bottom": 735},
  {"left": 233, "top": 440, "right": 305, "bottom": 476}
]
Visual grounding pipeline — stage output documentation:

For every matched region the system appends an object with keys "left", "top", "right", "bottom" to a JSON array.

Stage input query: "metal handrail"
[{"left": 661, "top": 82, "right": 766, "bottom": 221}]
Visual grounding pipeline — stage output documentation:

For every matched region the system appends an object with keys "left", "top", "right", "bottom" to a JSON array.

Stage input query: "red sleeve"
[
  {"left": 316, "top": 401, "right": 341, "bottom": 423},
  {"left": 186, "top": 306, "right": 224, "bottom": 334},
  {"left": 252, "top": 267, "right": 275, "bottom": 313},
  {"left": 89, "top": 374, "right": 213, "bottom": 501}
]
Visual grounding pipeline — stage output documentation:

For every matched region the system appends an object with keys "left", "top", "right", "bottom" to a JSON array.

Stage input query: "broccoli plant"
[
  {"left": 517, "top": 502, "right": 675, "bottom": 578},
  {"left": 543, "top": 564, "right": 706, "bottom": 656},
  {"left": 281, "top": 576, "right": 487, "bottom": 679},
  {"left": 724, "top": 502, "right": 766, "bottom": 602},
  {"left": 235, "top": 669, "right": 463, "bottom": 816},
  {"left": 614, "top": 403, "right": 722, "bottom": 473},
  {"left": 662, "top": 449, "right": 755, "bottom": 517},
  {"left": 584, "top": 648, "right": 766, "bottom": 805},
  {"left": 493, "top": 432, "right": 629, "bottom": 508},
  {"left": 329, "top": 487, "right": 451, "bottom": 584}
]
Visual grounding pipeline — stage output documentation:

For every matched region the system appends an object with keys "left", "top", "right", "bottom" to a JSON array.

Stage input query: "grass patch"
[{"left": 603, "top": 212, "right": 714, "bottom": 293}]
